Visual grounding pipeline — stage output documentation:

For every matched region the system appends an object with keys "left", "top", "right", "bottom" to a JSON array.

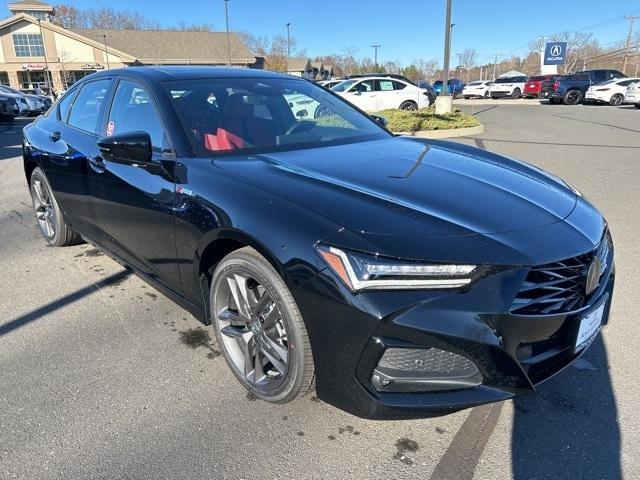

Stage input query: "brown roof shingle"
[{"left": 71, "top": 29, "right": 256, "bottom": 65}]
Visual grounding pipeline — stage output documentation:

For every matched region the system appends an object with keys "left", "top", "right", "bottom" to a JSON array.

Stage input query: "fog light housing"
[{"left": 371, "top": 347, "right": 482, "bottom": 393}]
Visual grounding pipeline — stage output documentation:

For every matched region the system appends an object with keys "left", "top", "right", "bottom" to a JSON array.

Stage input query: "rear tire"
[
  {"left": 511, "top": 88, "right": 521, "bottom": 99},
  {"left": 635, "top": 103, "right": 640, "bottom": 109},
  {"left": 563, "top": 90, "right": 583, "bottom": 105},
  {"left": 399, "top": 100, "right": 418, "bottom": 111},
  {"left": 210, "top": 247, "right": 315, "bottom": 403},
  {"left": 609, "top": 94, "right": 624, "bottom": 106},
  {"left": 29, "top": 167, "right": 82, "bottom": 247},
  {"left": 483, "top": 91, "right": 489, "bottom": 98}
]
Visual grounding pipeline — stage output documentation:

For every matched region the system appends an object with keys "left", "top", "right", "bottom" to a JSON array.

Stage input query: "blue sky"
[{"left": 68, "top": 0, "right": 640, "bottom": 65}]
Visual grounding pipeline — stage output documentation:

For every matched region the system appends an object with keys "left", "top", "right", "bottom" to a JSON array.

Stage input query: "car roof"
[{"left": 87, "top": 66, "right": 297, "bottom": 82}]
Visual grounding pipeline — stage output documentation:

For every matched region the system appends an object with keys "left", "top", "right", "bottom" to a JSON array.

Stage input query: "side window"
[
  {"left": 352, "top": 80, "right": 374, "bottom": 93},
  {"left": 107, "top": 80, "right": 169, "bottom": 155},
  {"left": 393, "top": 81, "right": 407, "bottom": 90},
  {"left": 593, "top": 71, "right": 606, "bottom": 82},
  {"left": 67, "top": 79, "right": 110, "bottom": 133},
  {"left": 57, "top": 89, "right": 77, "bottom": 122},
  {"left": 377, "top": 80, "right": 395, "bottom": 91}
]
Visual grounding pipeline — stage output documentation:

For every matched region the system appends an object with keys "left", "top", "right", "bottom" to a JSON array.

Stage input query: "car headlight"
[{"left": 317, "top": 246, "right": 476, "bottom": 291}]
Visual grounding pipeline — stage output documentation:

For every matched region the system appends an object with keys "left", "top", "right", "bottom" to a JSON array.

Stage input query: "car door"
[
  {"left": 343, "top": 80, "right": 377, "bottom": 111},
  {"left": 88, "top": 78, "right": 182, "bottom": 291},
  {"left": 37, "top": 78, "right": 112, "bottom": 240}
]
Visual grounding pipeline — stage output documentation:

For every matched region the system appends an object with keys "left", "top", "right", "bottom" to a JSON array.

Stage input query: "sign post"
[{"left": 542, "top": 41, "right": 567, "bottom": 75}]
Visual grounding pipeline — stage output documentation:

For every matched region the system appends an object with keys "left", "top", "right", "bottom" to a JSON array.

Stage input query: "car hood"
[{"left": 215, "top": 137, "right": 577, "bottom": 240}]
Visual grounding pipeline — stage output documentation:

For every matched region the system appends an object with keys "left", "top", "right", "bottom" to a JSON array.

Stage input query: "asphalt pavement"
[{"left": 0, "top": 103, "right": 638, "bottom": 479}]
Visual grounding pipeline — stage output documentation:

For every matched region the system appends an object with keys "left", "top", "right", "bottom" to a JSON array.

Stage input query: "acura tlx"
[{"left": 23, "top": 67, "right": 614, "bottom": 419}]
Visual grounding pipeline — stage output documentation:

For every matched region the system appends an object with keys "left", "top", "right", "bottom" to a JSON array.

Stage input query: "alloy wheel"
[
  {"left": 31, "top": 178, "right": 56, "bottom": 239},
  {"left": 214, "top": 271, "right": 289, "bottom": 391}
]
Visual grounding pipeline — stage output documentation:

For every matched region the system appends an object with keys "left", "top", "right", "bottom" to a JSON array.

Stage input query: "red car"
[{"left": 524, "top": 75, "right": 556, "bottom": 98}]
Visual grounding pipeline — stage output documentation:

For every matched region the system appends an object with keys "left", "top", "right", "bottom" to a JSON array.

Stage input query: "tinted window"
[
  {"left": 67, "top": 79, "right": 110, "bottom": 134},
  {"left": 107, "top": 80, "right": 168, "bottom": 154},
  {"left": 57, "top": 88, "right": 77, "bottom": 122},
  {"left": 330, "top": 80, "right": 355, "bottom": 92},
  {"left": 164, "top": 77, "right": 387, "bottom": 156},
  {"left": 593, "top": 71, "right": 606, "bottom": 82}
]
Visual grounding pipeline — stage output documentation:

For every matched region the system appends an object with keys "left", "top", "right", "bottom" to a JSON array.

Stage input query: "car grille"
[{"left": 511, "top": 230, "right": 612, "bottom": 315}]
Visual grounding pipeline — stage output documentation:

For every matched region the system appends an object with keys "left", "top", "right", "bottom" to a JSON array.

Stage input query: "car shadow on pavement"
[
  {"left": 0, "top": 269, "right": 130, "bottom": 337},
  {"left": 511, "top": 335, "right": 621, "bottom": 479}
]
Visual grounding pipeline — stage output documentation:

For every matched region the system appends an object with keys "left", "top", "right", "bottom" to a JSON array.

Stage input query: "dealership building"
[{"left": 0, "top": 0, "right": 258, "bottom": 92}]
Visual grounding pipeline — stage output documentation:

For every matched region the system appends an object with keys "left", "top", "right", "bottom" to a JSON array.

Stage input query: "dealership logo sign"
[
  {"left": 21, "top": 63, "right": 46, "bottom": 71},
  {"left": 544, "top": 42, "right": 567, "bottom": 65},
  {"left": 80, "top": 63, "right": 105, "bottom": 70}
]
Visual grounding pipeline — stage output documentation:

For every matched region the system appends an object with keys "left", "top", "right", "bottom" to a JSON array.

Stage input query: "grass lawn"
[{"left": 378, "top": 108, "right": 480, "bottom": 133}]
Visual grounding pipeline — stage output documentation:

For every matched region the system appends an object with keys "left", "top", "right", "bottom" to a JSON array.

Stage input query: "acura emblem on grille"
[{"left": 585, "top": 258, "right": 603, "bottom": 296}]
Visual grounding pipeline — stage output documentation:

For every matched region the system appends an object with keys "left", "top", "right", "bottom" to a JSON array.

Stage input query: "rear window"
[{"left": 468, "top": 81, "right": 482, "bottom": 86}]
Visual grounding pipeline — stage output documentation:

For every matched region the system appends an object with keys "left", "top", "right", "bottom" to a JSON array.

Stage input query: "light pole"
[
  {"left": 102, "top": 34, "right": 110, "bottom": 69},
  {"left": 36, "top": 19, "right": 50, "bottom": 92},
  {"left": 441, "top": 0, "right": 453, "bottom": 97},
  {"left": 224, "top": 0, "right": 231, "bottom": 66},
  {"left": 285, "top": 22, "right": 291, "bottom": 72},
  {"left": 372, "top": 44, "right": 381, "bottom": 71}
]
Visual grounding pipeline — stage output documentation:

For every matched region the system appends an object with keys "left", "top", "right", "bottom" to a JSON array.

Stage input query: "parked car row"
[{"left": 0, "top": 85, "right": 52, "bottom": 119}]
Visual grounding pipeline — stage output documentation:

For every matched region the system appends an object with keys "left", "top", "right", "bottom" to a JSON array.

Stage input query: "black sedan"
[{"left": 22, "top": 67, "right": 614, "bottom": 419}]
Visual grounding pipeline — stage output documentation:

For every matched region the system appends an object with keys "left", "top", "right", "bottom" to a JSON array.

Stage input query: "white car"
[
  {"left": 489, "top": 76, "right": 528, "bottom": 99},
  {"left": 462, "top": 81, "right": 492, "bottom": 99},
  {"left": 624, "top": 80, "right": 640, "bottom": 109},
  {"left": 585, "top": 78, "right": 640, "bottom": 106},
  {"left": 318, "top": 79, "right": 344, "bottom": 90},
  {"left": 331, "top": 77, "right": 431, "bottom": 112}
]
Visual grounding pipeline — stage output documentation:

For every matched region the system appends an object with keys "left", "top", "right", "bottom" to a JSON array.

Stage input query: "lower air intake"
[{"left": 371, "top": 347, "right": 481, "bottom": 393}]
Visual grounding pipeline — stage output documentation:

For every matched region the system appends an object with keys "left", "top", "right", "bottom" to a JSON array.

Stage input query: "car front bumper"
[{"left": 294, "top": 245, "right": 614, "bottom": 419}]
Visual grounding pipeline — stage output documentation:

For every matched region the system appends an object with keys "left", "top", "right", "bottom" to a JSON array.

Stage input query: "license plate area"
[{"left": 574, "top": 297, "right": 607, "bottom": 352}]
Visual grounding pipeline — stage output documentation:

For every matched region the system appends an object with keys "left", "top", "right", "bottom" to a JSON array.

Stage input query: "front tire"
[
  {"left": 609, "top": 94, "right": 624, "bottom": 106},
  {"left": 29, "top": 167, "right": 82, "bottom": 247},
  {"left": 210, "top": 247, "right": 314, "bottom": 403}
]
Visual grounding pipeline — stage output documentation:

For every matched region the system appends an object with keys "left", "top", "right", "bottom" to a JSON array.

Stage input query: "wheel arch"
[{"left": 196, "top": 228, "right": 286, "bottom": 287}]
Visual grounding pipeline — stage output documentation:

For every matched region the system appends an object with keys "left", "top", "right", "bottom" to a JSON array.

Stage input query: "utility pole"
[
  {"left": 441, "top": 0, "right": 453, "bottom": 98},
  {"left": 285, "top": 22, "right": 291, "bottom": 72},
  {"left": 36, "top": 19, "right": 50, "bottom": 92},
  {"left": 102, "top": 34, "right": 110, "bottom": 69},
  {"left": 622, "top": 15, "right": 638, "bottom": 74},
  {"left": 224, "top": 0, "right": 231, "bottom": 66},
  {"left": 538, "top": 36, "right": 544, "bottom": 75},
  {"left": 372, "top": 44, "right": 381, "bottom": 71},
  {"left": 492, "top": 54, "right": 498, "bottom": 79}
]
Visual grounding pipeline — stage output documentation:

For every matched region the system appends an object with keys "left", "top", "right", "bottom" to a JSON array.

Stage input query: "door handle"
[
  {"left": 49, "top": 131, "right": 61, "bottom": 142},
  {"left": 88, "top": 155, "right": 105, "bottom": 173}
]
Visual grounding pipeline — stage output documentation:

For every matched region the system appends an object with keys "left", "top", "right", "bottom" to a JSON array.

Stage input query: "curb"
[{"left": 393, "top": 124, "right": 485, "bottom": 139}]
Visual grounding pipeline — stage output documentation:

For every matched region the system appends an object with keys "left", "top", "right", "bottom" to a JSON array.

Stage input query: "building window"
[
  {"left": 26, "top": 11, "right": 48, "bottom": 21},
  {"left": 0, "top": 72, "right": 9, "bottom": 86},
  {"left": 13, "top": 34, "right": 45, "bottom": 57}
]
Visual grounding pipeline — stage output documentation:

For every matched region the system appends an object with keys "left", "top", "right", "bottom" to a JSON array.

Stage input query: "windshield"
[
  {"left": 330, "top": 80, "right": 356, "bottom": 92},
  {"left": 468, "top": 81, "right": 482, "bottom": 86},
  {"left": 164, "top": 77, "right": 389, "bottom": 157}
]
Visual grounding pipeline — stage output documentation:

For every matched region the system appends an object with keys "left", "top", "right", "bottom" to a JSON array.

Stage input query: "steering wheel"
[{"left": 284, "top": 120, "right": 316, "bottom": 136}]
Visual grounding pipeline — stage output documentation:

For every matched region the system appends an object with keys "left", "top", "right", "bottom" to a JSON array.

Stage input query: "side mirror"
[
  {"left": 370, "top": 114, "right": 388, "bottom": 128},
  {"left": 98, "top": 131, "right": 152, "bottom": 165}
]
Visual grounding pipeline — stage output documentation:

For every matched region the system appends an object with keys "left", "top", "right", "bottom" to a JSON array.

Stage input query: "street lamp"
[
  {"left": 102, "top": 34, "right": 110, "bottom": 69},
  {"left": 285, "top": 22, "right": 291, "bottom": 72},
  {"left": 36, "top": 19, "right": 50, "bottom": 93},
  {"left": 372, "top": 44, "right": 381, "bottom": 71},
  {"left": 224, "top": 0, "right": 231, "bottom": 66}
]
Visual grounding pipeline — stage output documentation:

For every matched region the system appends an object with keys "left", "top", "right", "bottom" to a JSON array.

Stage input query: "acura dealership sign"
[{"left": 544, "top": 42, "right": 567, "bottom": 65}]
